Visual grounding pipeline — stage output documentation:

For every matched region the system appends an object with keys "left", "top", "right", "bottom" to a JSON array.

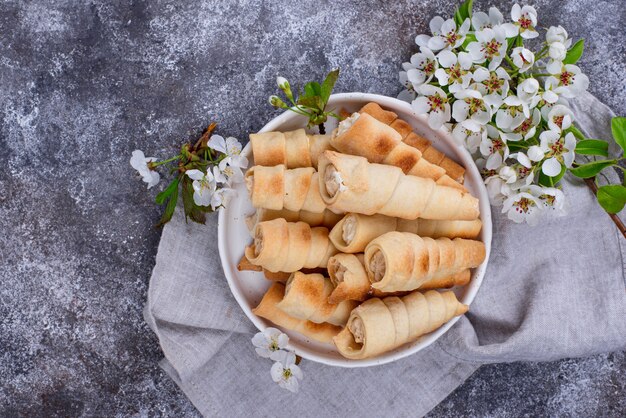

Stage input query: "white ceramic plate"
[{"left": 218, "top": 93, "right": 492, "bottom": 367}]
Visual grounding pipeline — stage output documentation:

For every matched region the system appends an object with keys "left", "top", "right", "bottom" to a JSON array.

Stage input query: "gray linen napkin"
[{"left": 144, "top": 93, "right": 626, "bottom": 417}]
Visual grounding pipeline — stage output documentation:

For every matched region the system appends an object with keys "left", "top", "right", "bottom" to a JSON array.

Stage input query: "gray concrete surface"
[{"left": 1, "top": 0, "right": 624, "bottom": 416}]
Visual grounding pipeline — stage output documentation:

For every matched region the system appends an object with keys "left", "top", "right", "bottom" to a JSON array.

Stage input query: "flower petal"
[{"left": 541, "top": 157, "right": 562, "bottom": 177}]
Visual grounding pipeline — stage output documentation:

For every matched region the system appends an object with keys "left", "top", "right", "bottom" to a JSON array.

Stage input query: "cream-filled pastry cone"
[
  {"left": 253, "top": 282, "right": 341, "bottom": 343},
  {"left": 333, "top": 290, "right": 468, "bottom": 359},
  {"left": 245, "top": 218, "right": 338, "bottom": 273},
  {"left": 328, "top": 253, "right": 472, "bottom": 303},
  {"left": 245, "top": 165, "right": 326, "bottom": 213},
  {"left": 246, "top": 208, "right": 343, "bottom": 235},
  {"left": 318, "top": 151, "right": 479, "bottom": 221},
  {"left": 249, "top": 129, "right": 333, "bottom": 168},
  {"left": 331, "top": 113, "right": 465, "bottom": 190},
  {"left": 329, "top": 213, "right": 482, "bottom": 253},
  {"left": 360, "top": 102, "right": 465, "bottom": 183},
  {"left": 364, "top": 231, "right": 485, "bottom": 293},
  {"left": 276, "top": 272, "right": 358, "bottom": 326}
]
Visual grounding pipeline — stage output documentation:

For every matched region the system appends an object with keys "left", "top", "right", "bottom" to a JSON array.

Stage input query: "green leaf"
[
  {"left": 454, "top": 0, "right": 473, "bottom": 25},
  {"left": 462, "top": 33, "right": 476, "bottom": 49},
  {"left": 575, "top": 139, "right": 609, "bottom": 157},
  {"left": 538, "top": 164, "right": 566, "bottom": 187},
  {"left": 569, "top": 159, "right": 617, "bottom": 178},
  {"left": 567, "top": 124, "right": 586, "bottom": 141},
  {"left": 611, "top": 116, "right": 626, "bottom": 153},
  {"left": 563, "top": 39, "right": 584, "bottom": 65},
  {"left": 155, "top": 177, "right": 180, "bottom": 205},
  {"left": 303, "top": 81, "right": 321, "bottom": 98},
  {"left": 597, "top": 184, "right": 626, "bottom": 214},
  {"left": 155, "top": 180, "right": 179, "bottom": 227},
  {"left": 297, "top": 95, "right": 324, "bottom": 110},
  {"left": 320, "top": 68, "right": 339, "bottom": 105}
]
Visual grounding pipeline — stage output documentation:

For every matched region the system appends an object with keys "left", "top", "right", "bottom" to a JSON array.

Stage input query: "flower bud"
[
  {"left": 546, "top": 25, "right": 568, "bottom": 45},
  {"left": 276, "top": 76, "right": 293, "bottom": 99},
  {"left": 269, "top": 95, "right": 287, "bottom": 108}
]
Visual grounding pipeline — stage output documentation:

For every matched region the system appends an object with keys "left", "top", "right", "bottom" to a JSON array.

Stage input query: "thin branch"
[{"left": 584, "top": 178, "right": 626, "bottom": 239}]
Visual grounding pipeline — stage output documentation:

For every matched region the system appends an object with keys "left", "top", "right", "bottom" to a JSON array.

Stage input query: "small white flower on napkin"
[
  {"left": 270, "top": 351, "right": 303, "bottom": 393},
  {"left": 251, "top": 327, "right": 289, "bottom": 360}
]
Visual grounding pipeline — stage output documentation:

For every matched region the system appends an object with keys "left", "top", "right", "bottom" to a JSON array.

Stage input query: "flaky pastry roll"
[
  {"left": 245, "top": 165, "right": 326, "bottom": 213},
  {"left": 246, "top": 208, "right": 342, "bottom": 235},
  {"left": 276, "top": 272, "right": 358, "bottom": 326},
  {"left": 250, "top": 129, "right": 333, "bottom": 168},
  {"left": 333, "top": 290, "right": 468, "bottom": 359},
  {"left": 253, "top": 282, "right": 341, "bottom": 343},
  {"left": 329, "top": 213, "right": 482, "bottom": 253},
  {"left": 364, "top": 231, "right": 485, "bottom": 293},
  {"left": 318, "top": 151, "right": 479, "bottom": 221},
  {"left": 245, "top": 218, "right": 337, "bottom": 273}
]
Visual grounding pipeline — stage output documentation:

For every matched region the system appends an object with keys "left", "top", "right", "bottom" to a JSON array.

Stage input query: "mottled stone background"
[{"left": 1, "top": 0, "right": 624, "bottom": 416}]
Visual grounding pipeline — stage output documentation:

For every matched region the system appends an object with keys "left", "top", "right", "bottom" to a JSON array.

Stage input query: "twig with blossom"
[
  {"left": 252, "top": 328, "right": 303, "bottom": 393},
  {"left": 130, "top": 123, "right": 248, "bottom": 226}
]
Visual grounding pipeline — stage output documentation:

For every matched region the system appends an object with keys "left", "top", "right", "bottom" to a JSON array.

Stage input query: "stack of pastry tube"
[
  {"left": 318, "top": 150, "right": 479, "bottom": 221},
  {"left": 359, "top": 102, "right": 466, "bottom": 183},
  {"left": 331, "top": 112, "right": 464, "bottom": 190},
  {"left": 329, "top": 213, "right": 482, "bottom": 253},
  {"left": 243, "top": 102, "right": 485, "bottom": 358}
]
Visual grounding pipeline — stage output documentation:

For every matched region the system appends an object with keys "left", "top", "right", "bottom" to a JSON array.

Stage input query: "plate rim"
[{"left": 218, "top": 92, "right": 492, "bottom": 368}]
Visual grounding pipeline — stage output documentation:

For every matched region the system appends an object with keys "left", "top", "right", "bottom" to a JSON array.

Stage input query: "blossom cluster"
[
  {"left": 252, "top": 327, "right": 303, "bottom": 393},
  {"left": 399, "top": 4, "right": 589, "bottom": 225},
  {"left": 131, "top": 131, "right": 247, "bottom": 224}
]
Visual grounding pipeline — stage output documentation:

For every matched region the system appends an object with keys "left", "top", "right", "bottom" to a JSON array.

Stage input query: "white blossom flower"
[
  {"left": 480, "top": 125, "right": 509, "bottom": 169},
  {"left": 501, "top": 108, "right": 541, "bottom": 142},
  {"left": 412, "top": 84, "right": 451, "bottom": 130},
  {"left": 398, "top": 70, "right": 417, "bottom": 102},
  {"left": 502, "top": 189, "right": 543, "bottom": 225},
  {"left": 130, "top": 150, "right": 160, "bottom": 189},
  {"left": 276, "top": 76, "right": 289, "bottom": 90},
  {"left": 547, "top": 104, "right": 574, "bottom": 132},
  {"left": 548, "top": 42, "right": 567, "bottom": 61},
  {"left": 405, "top": 48, "right": 439, "bottom": 89},
  {"left": 485, "top": 173, "right": 512, "bottom": 205},
  {"left": 511, "top": 47, "right": 535, "bottom": 73},
  {"left": 270, "top": 351, "right": 303, "bottom": 393},
  {"left": 517, "top": 78, "right": 540, "bottom": 105},
  {"left": 251, "top": 327, "right": 289, "bottom": 360},
  {"left": 534, "top": 186, "right": 567, "bottom": 216},
  {"left": 539, "top": 130, "right": 576, "bottom": 176},
  {"left": 452, "top": 89, "right": 492, "bottom": 129},
  {"left": 499, "top": 165, "right": 517, "bottom": 184},
  {"left": 466, "top": 27, "right": 508, "bottom": 70},
  {"left": 207, "top": 135, "right": 248, "bottom": 168},
  {"left": 509, "top": 152, "right": 536, "bottom": 189},
  {"left": 471, "top": 7, "right": 518, "bottom": 37},
  {"left": 511, "top": 4, "right": 539, "bottom": 39},
  {"left": 545, "top": 63, "right": 589, "bottom": 98},
  {"left": 471, "top": 67, "right": 510, "bottom": 111},
  {"left": 434, "top": 50, "right": 473, "bottom": 93},
  {"left": 214, "top": 159, "right": 244, "bottom": 185},
  {"left": 452, "top": 123, "right": 486, "bottom": 154},
  {"left": 417, "top": 17, "right": 470, "bottom": 51},
  {"left": 210, "top": 186, "right": 236, "bottom": 211},
  {"left": 527, "top": 145, "right": 545, "bottom": 162},
  {"left": 496, "top": 95, "right": 530, "bottom": 131},
  {"left": 186, "top": 169, "right": 216, "bottom": 207},
  {"left": 546, "top": 25, "right": 571, "bottom": 46}
]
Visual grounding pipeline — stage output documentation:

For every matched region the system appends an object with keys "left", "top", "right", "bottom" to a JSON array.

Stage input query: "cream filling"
[
  {"left": 369, "top": 250, "right": 386, "bottom": 283},
  {"left": 328, "top": 259, "right": 346, "bottom": 287},
  {"left": 336, "top": 112, "right": 360, "bottom": 137},
  {"left": 324, "top": 166, "right": 347, "bottom": 198},
  {"left": 253, "top": 228, "right": 264, "bottom": 257},
  {"left": 341, "top": 214, "right": 357, "bottom": 245},
  {"left": 348, "top": 316, "right": 364, "bottom": 344}
]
